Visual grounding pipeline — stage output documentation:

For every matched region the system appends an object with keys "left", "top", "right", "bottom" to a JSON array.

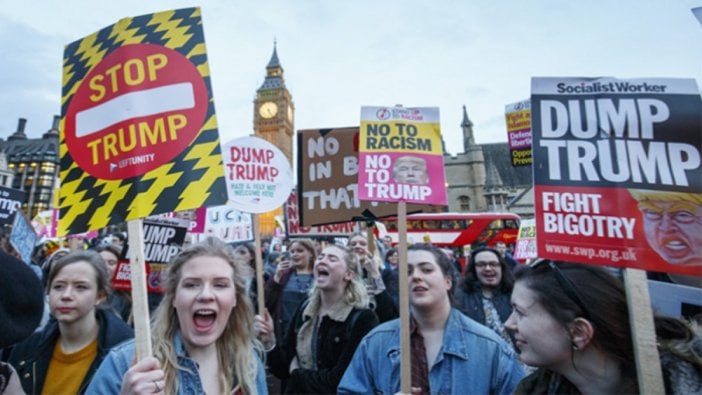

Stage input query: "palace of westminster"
[{"left": 0, "top": 44, "right": 534, "bottom": 229}]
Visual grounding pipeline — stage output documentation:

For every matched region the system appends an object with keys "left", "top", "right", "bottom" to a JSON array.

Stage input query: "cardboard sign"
[
  {"left": 297, "top": 127, "right": 435, "bottom": 227},
  {"left": 112, "top": 260, "right": 167, "bottom": 293},
  {"left": 223, "top": 136, "right": 293, "bottom": 213},
  {"left": 123, "top": 217, "right": 188, "bottom": 264},
  {"left": 532, "top": 77, "right": 701, "bottom": 275},
  {"left": 648, "top": 280, "right": 702, "bottom": 320},
  {"left": 189, "top": 204, "right": 253, "bottom": 243},
  {"left": 0, "top": 186, "right": 26, "bottom": 225},
  {"left": 10, "top": 212, "right": 39, "bottom": 264},
  {"left": 285, "top": 191, "right": 357, "bottom": 237},
  {"left": 513, "top": 218, "right": 537, "bottom": 261},
  {"left": 505, "top": 99, "right": 532, "bottom": 167},
  {"left": 58, "top": 7, "right": 228, "bottom": 236},
  {"left": 358, "top": 107, "right": 447, "bottom": 205}
]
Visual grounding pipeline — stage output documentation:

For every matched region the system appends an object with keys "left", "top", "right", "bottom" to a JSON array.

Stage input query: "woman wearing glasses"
[
  {"left": 455, "top": 247, "right": 516, "bottom": 350},
  {"left": 505, "top": 261, "right": 701, "bottom": 394}
]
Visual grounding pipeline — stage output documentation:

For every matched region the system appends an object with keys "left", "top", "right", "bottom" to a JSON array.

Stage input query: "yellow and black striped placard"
[{"left": 59, "top": 7, "right": 227, "bottom": 236}]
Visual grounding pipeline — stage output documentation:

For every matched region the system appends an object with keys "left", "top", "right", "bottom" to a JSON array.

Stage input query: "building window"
[
  {"left": 41, "top": 162, "right": 56, "bottom": 173},
  {"left": 458, "top": 195, "right": 470, "bottom": 212},
  {"left": 37, "top": 175, "right": 53, "bottom": 187}
]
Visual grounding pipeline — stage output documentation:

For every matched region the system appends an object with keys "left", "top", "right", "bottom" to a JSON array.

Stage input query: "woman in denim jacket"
[
  {"left": 87, "top": 238, "right": 267, "bottom": 394},
  {"left": 339, "top": 244, "right": 524, "bottom": 394}
]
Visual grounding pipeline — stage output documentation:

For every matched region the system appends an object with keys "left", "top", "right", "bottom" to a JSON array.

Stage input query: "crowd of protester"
[{"left": 0, "top": 225, "right": 700, "bottom": 394}]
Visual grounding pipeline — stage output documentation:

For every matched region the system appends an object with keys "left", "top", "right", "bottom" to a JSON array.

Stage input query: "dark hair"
[
  {"left": 462, "top": 247, "right": 514, "bottom": 294},
  {"left": 408, "top": 243, "right": 456, "bottom": 303},
  {"left": 95, "top": 244, "right": 121, "bottom": 261},
  {"left": 513, "top": 262, "right": 634, "bottom": 376},
  {"left": 384, "top": 247, "right": 398, "bottom": 262},
  {"left": 48, "top": 250, "right": 110, "bottom": 297},
  {"left": 111, "top": 232, "right": 126, "bottom": 243},
  {"left": 233, "top": 242, "right": 256, "bottom": 267}
]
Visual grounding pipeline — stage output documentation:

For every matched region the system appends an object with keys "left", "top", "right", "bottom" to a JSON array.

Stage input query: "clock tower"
[{"left": 254, "top": 42, "right": 294, "bottom": 164}]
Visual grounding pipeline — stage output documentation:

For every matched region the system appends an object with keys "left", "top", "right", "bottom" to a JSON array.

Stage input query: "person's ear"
[{"left": 569, "top": 317, "right": 594, "bottom": 350}]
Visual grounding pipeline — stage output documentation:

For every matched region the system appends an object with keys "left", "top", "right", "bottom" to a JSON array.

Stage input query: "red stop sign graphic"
[{"left": 64, "top": 43, "right": 208, "bottom": 180}]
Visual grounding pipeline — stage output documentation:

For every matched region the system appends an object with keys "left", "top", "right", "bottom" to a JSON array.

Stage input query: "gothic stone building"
[{"left": 443, "top": 106, "right": 534, "bottom": 218}]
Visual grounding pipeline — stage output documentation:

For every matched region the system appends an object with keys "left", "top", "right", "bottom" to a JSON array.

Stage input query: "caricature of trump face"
[
  {"left": 632, "top": 190, "right": 702, "bottom": 265},
  {"left": 392, "top": 156, "right": 429, "bottom": 184}
]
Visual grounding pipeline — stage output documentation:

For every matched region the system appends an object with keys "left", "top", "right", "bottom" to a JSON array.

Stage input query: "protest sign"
[
  {"left": 532, "top": 77, "right": 701, "bottom": 276},
  {"left": 59, "top": 7, "right": 228, "bottom": 236},
  {"left": 111, "top": 260, "right": 168, "bottom": 294},
  {"left": 648, "top": 280, "right": 702, "bottom": 320},
  {"left": 358, "top": 107, "right": 447, "bottom": 206},
  {"left": 190, "top": 204, "right": 254, "bottom": 242},
  {"left": 32, "top": 210, "right": 56, "bottom": 238},
  {"left": 513, "top": 218, "right": 537, "bottom": 261},
  {"left": 223, "top": 136, "right": 293, "bottom": 213},
  {"left": 505, "top": 100, "right": 532, "bottom": 167},
  {"left": 297, "top": 127, "right": 433, "bottom": 226},
  {"left": 0, "top": 186, "right": 25, "bottom": 225},
  {"left": 222, "top": 135, "right": 292, "bottom": 316},
  {"left": 285, "top": 191, "right": 357, "bottom": 237},
  {"left": 10, "top": 212, "right": 39, "bottom": 264}
]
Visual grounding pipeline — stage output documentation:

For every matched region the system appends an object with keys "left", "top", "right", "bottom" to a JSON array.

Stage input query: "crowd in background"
[{"left": 0, "top": 226, "right": 700, "bottom": 394}]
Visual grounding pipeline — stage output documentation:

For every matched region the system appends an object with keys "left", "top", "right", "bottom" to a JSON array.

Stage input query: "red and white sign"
[
  {"left": 223, "top": 136, "right": 293, "bottom": 213},
  {"left": 64, "top": 43, "right": 208, "bottom": 180}
]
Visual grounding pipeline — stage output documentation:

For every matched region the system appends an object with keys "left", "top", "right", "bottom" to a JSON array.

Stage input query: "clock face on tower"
[
  {"left": 259, "top": 101, "right": 278, "bottom": 119},
  {"left": 287, "top": 105, "right": 293, "bottom": 122}
]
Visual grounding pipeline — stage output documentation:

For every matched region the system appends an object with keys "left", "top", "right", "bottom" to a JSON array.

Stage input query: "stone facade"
[{"left": 443, "top": 106, "right": 534, "bottom": 217}]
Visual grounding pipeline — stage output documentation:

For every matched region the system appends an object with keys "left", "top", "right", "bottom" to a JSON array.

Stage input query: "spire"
[
  {"left": 461, "top": 105, "right": 475, "bottom": 150},
  {"left": 485, "top": 160, "right": 504, "bottom": 188},
  {"left": 259, "top": 41, "right": 285, "bottom": 91},
  {"left": 461, "top": 105, "right": 473, "bottom": 128},
  {"left": 266, "top": 40, "right": 281, "bottom": 70}
]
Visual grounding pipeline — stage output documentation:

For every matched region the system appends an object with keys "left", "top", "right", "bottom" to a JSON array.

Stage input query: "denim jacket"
[
  {"left": 338, "top": 309, "right": 524, "bottom": 395},
  {"left": 86, "top": 334, "right": 268, "bottom": 394}
]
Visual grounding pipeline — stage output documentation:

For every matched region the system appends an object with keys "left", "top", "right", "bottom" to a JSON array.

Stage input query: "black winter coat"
[
  {"left": 9, "top": 308, "right": 133, "bottom": 394},
  {"left": 268, "top": 299, "right": 379, "bottom": 394},
  {"left": 454, "top": 288, "right": 515, "bottom": 346}
]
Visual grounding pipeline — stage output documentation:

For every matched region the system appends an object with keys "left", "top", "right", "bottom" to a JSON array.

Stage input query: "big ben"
[
  {"left": 253, "top": 43, "right": 293, "bottom": 236},
  {"left": 254, "top": 42, "right": 294, "bottom": 164}
]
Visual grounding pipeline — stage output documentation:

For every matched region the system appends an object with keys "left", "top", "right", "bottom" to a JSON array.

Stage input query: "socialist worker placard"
[
  {"left": 532, "top": 77, "right": 701, "bottom": 276},
  {"left": 59, "top": 8, "right": 227, "bottom": 236},
  {"left": 358, "top": 107, "right": 447, "bottom": 206}
]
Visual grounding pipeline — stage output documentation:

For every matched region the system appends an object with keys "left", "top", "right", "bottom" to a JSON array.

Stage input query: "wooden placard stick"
[
  {"left": 127, "top": 219, "right": 152, "bottom": 360},
  {"left": 366, "top": 222, "right": 376, "bottom": 256},
  {"left": 623, "top": 268, "right": 664, "bottom": 394},
  {"left": 397, "top": 201, "right": 411, "bottom": 393},
  {"left": 253, "top": 214, "right": 266, "bottom": 315}
]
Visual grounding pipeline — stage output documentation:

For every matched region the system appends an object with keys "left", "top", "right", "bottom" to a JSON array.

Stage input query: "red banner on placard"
[{"left": 532, "top": 77, "right": 701, "bottom": 276}]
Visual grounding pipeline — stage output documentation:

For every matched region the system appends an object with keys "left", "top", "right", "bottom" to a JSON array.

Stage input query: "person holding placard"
[
  {"left": 87, "top": 237, "right": 267, "bottom": 394},
  {"left": 339, "top": 244, "right": 524, "bottom": 394},
  {"left": 9, "top": 250, "right": 133, "bottom": 394},
  {"left": 257, "top": 244, "right": 379, "bottom": 394},
  {"left": 505, "top": 260, "right": 702, "bottom": 394}
]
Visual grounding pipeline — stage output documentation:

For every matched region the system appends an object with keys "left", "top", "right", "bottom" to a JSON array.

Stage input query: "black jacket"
[
  {"left": 268, "top": 299, "right": 379, "bottom": 394},
  {"left": 9, "top": 308, "right": 133, "bottom": 394},
  {"left": 454, "top": 288, "right": 515, "bottom": 346}
]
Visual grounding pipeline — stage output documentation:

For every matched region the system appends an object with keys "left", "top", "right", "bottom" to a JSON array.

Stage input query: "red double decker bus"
[{"left": 380, "top": 212, "right": 521, "bottom": 249}]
